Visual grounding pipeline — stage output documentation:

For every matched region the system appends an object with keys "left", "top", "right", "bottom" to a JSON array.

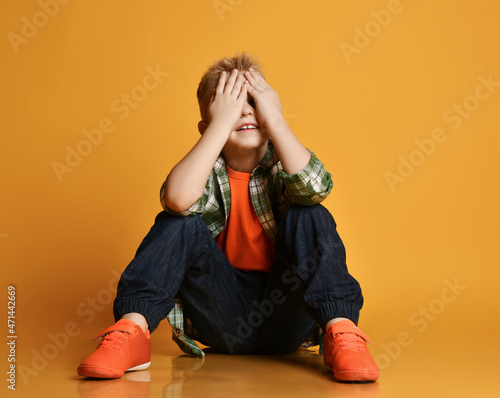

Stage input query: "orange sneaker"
[
  {"left": 77, "top": 319, "right": 151, "bottom": 379},
  {"left": 324, "top": 320, "right": 379, "bottom": 381}
]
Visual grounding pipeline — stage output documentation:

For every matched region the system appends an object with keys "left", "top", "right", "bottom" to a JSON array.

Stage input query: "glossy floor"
[{"left": 16, "top": 326, "right": 498, "bottom": 398}]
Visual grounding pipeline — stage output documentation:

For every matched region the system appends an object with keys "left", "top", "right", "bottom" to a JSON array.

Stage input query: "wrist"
[
  {"left": 263, "top": 113, "right": 287, "bottom": 136},
  {"left": 203, "top": 120, "right": 233, "bottom": 142},
  {"left": 206, "top": 118, "right": 234, "bottom": 135}
]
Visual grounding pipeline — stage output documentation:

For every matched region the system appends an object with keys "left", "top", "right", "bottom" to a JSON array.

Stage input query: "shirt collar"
[{"left": 257, "top": 140, "right": 278, "bottom": 169}]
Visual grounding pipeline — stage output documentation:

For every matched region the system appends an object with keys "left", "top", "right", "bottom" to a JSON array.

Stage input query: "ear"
[{"left": 198, "top": 120, "right": 208, "bottom": 135}]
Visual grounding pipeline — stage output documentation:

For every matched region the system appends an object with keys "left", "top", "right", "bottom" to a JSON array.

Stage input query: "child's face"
[
  {"left": 221, "top": 88, "right": 269, "bottom": 157},
  {"left": 200, "top": 71, "right": 270, "bottom": 157}
]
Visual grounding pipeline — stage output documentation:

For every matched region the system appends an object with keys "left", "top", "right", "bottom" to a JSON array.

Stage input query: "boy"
[{"left": 77, "top": 53, "right": 379, "bottom": 382}]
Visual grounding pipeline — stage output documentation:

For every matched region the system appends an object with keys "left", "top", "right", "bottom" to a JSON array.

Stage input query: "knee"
[
  {"left": 145, "top": 212, "right": 210, "bottom": 251},
  {"left": 154, "top": 211, "right": 206, "bottom": 232},
  {"left": 155, "top": 211, "right": 197, "bottom": 225},
  {"left": 286, "top": 204, "right": 336, "bottom": 226}
]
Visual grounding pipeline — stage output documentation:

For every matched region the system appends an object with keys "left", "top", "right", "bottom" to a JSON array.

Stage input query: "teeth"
[{"left": 239, "top": 125, "right": 257, "bottom": 130}]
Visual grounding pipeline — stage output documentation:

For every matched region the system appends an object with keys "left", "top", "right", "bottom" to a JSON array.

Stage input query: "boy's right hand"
[
  {"left": 207, "top": 69, "right": 247, "bottom": 133},
  {"left": 162, "top": 71, "right": 248, "bottom": 213}
]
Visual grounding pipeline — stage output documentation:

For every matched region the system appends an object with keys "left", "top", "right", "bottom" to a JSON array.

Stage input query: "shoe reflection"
[
  {"left": 288, "top": 348, "right": 380, "bottom": 397},
  {"left": 77, "top": 370, "right": 151, "bottom": 398},
  {"left": 279, "top": 348, "right": 380, "bottom": 398},
  {"left": 324, "top": 380, "right": 379, "bottom": 398}
]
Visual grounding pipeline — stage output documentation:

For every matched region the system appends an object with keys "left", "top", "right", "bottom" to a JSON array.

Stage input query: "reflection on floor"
[
  {"left": 75, "top": 348, "right": 380, "bottom": 398},
  {"left": 20, "top": 326, "right": 497, "bottom": 398}
]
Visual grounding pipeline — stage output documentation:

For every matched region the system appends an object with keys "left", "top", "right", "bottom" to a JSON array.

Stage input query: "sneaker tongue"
[
  {"left": 103, "top": 330, "right": 127, "bottom": 339},
  {"left": 93, "top": 320, "right": 138, "bottom": 341},
  {"left": 336, "top": 331, "right": 365, "bottom": 351},
  {"left": 338, "top": 332, "right": 361, "bottom": 342},
  {"left": 328, "top": 321, "right": 372, "bottom": 344},
  {"left": 100, "top": 330, "right": 129, "bottom": 348}
]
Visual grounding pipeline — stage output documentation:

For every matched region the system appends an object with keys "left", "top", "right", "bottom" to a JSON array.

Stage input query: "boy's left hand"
[{"left": 244, "top": 68, "right": 284, "bottom": 131}]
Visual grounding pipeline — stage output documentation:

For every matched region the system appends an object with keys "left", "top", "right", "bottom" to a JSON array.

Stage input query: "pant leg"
[
  {"left": 113, "top": 211, "right": 267, "bottom": 353},
  {"left": 113, "top": 211, "right": 216, "bottom": 332},
  {"left": 252, "top": 204, "right": 364, "bottom": 354}
]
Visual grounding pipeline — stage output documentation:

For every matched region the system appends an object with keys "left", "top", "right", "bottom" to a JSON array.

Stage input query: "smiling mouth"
[{"left": 236, "top": 125, "right": 259, "bottom": 132}]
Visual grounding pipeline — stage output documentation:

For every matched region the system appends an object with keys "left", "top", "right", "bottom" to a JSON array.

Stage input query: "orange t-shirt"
[{"left": 215, "top": 166, "right": 275, "bottom": 272}]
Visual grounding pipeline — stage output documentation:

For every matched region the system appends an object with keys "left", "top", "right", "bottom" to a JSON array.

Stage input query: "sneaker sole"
[
  {"left": 127, "top": 361, "right": 151, "bottom": 372},
  {"left": 334, "top": 370, "right": 379, "bottom": 382},
  {"left": 77, "top": 361, "right": 151, "bottom": 379}
]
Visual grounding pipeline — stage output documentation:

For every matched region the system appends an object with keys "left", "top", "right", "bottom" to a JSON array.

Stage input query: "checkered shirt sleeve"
[{"left": 280, "top": 149, "right": 333, "bottom": 205}]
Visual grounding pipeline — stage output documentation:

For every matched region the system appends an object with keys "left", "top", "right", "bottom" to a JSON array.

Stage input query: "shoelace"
[
  {"left": 333, "top": 332, "right": 366, "bottom": 352},
  {"left": 98, "top": 331, "right": 130, "bottom": 349}
]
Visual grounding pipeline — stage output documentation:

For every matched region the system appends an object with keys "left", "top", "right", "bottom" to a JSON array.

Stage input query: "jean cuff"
[
  {"left": 113, "top": 298, "right": 167, "bottom": 333},
  {"left": 316, "top": 301, "right": 360, "bottom": 327}
]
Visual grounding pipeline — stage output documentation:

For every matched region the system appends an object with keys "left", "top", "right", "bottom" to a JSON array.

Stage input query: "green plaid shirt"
[{"left": 159, "top": 140, "right": 333, "bottom": 356}]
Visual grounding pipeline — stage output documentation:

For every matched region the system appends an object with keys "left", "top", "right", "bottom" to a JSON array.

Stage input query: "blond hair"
[{"left": 197, "top": 52, "right": 263, "bottom": 119}]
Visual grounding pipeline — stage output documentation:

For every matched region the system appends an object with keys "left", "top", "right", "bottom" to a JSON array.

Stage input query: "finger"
[
  {"left": 230, "top": 74, "right": 245, "bottom": 97},
  {"left": 244, "top": 69, "right": 258, "bottom": 87},
  {"left": 237, "top": 82, "right": 248, "bottom": 102},
  {"left": 208, "top": 88, "right": 216, "bottom": 105},
  {"left": 251, "top": 67, "right": 267, "bottom": 80},
  {"left": 224, "top": 69, "right": 239, "bottom": 93},
  {"left": 246, "top": 82, "right": 257, "bottom": 96},
  {"left": 215, "top": 71, "right": 227, "bottom": 95},
  {"left": 246, "top": 68, "right": 269, "bottom": 89}
]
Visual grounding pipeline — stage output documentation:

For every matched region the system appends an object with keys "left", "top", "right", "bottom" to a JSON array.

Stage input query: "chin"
[{"left": 224, "top": 135, "right": 269, "bottom": 153}]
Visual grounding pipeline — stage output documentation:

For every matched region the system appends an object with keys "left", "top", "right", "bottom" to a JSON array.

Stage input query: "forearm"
[
  {"left": 163, "top": 122, "right": 230, "bottom": 212},
  {"left": 266, "top": 115, "right": 311, "bottom": 175}
]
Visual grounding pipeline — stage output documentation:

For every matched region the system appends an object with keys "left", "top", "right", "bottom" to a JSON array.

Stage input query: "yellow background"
[{"left": 1, "top": 0, "right": 499, "bottom": 397}]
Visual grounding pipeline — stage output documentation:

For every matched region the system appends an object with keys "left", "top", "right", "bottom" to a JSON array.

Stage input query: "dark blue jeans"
[{"left": 113, "top": 205, "right": 363, "bottom": 354}]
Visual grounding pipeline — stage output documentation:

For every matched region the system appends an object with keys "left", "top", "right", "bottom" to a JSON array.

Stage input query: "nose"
[{"left": 241, "top": 99, "right": 254, "bottom": 117}]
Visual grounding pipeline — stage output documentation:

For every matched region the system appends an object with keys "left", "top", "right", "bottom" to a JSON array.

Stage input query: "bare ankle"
[
  {"left": 121, "top": 313, "right": 149, "bottom": 332},
  {"left": 325, "top": 317, "right": 352, "bottom": 330}
]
